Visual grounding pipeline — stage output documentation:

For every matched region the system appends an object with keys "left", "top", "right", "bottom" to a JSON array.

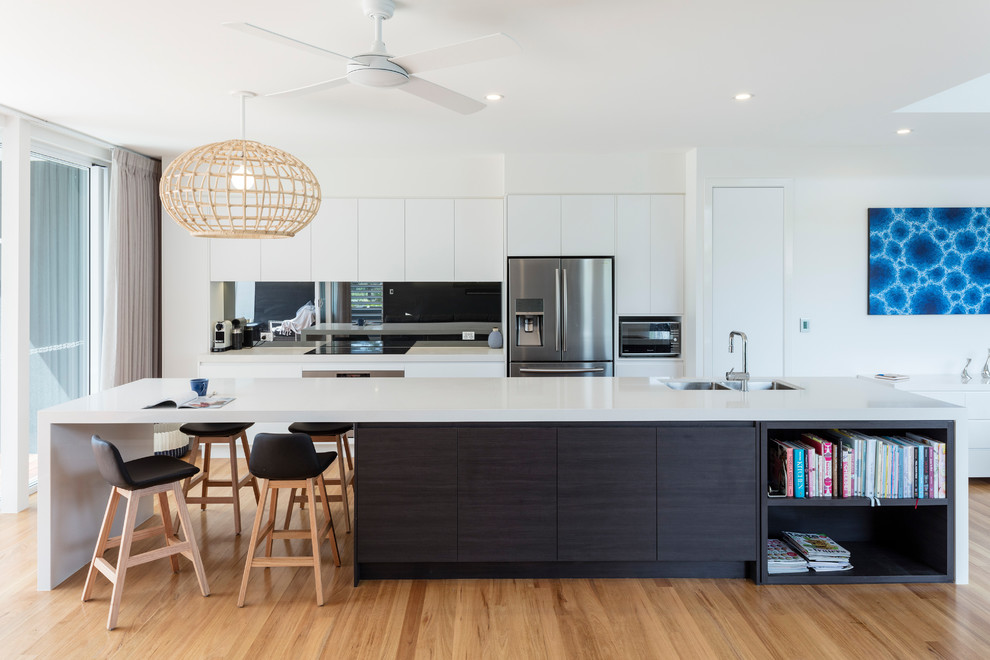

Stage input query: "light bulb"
[{"left": 230, "top": 165, "right": 255, "bottom": 190}]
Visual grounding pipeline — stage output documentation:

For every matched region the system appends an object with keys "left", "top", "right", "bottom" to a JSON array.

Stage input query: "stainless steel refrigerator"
[{"left": 508, "top": 257, "right": 613, "bottom": 377}]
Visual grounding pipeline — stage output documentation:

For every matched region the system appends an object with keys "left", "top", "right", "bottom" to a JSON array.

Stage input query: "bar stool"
[
  {"left": 284, "top": 422, "right": 354, "bottom": 532},
  {"left": 238, "top": 433, "right": 341, "bottom": 607},
  {"left": 178, "top": 422, "right": 260, "bottom": 535},
  {"left": 83, "top": 435, "right": 210, "bottom": 630}
]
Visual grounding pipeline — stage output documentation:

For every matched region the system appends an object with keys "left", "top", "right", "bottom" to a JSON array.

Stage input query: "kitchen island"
[{"left": 37, "top": 376, "right": 966, "bottom": 590}]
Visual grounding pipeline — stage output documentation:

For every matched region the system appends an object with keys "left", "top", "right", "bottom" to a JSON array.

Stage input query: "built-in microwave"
[{"left": 619, "top": 316, "right": 681, "bottom": 357}]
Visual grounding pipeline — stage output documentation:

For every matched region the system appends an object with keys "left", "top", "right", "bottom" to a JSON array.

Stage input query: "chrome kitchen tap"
[{"left": 725, "top": 330, "right": 750, "bottom": 392}]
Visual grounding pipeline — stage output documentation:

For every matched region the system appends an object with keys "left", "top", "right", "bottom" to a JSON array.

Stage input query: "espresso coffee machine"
[{"left": 212, "top": 320, "right": 233, "bottom": 352}]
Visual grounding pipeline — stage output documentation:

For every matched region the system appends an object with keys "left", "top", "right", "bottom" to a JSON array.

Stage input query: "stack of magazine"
[
  {"left": 781, "top": 531, "right": 853, "bottom": 572},
  {"left": 766, "top": 538, "right": 809, "bottom": 574}
]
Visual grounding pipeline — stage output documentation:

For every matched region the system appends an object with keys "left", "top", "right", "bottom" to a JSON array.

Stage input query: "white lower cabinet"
[
  {"left": 901, "top": 387, "right": 988, "bottom": 478},
  {"left": 614, "top": 359, "right": 683, "bottom": 378},
  {"left": 405, "top": 362, "right": 504, "bottom": 378}
]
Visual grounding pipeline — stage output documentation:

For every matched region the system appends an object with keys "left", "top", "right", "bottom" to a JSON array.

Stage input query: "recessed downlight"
[
  {"left": 896, "top": 128, "right": 913, "bottom": 135},
  {"left": 734, "top": 92, "right": 754, "bottom": 101},
  {"left": 485, "top": 93, "right": 503, "bottom": 101}
]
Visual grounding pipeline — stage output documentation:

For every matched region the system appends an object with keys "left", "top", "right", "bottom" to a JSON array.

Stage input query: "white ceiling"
[{"left": 2, "top": 0, "right": 990, "bottom": 163}]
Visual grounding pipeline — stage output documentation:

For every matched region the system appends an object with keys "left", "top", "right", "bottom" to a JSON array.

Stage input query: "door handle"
[
  {"left": 561, "top": 268, "right": 567, "bottom": 353},
  {"left": 518, "top": 367, "right": 605, "bottom": 374},
  {"left": 554, "top": 268, "right": 561, "bottom": 351}
]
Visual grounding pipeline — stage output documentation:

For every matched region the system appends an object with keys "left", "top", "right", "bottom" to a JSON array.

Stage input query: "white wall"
[
  {"left": 505, "top": 151, "right": 685, "bottom": 194},
  {"left": 694, "top": 147, "right": 990, "bottom": 377}
]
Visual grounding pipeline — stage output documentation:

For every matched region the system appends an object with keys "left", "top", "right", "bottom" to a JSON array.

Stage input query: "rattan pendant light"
[{"left": 160, "top": 92, "right": 321, "bottom": 238}]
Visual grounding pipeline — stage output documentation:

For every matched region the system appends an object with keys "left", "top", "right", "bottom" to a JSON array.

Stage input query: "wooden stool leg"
[
  {"left": 343, "top": 431, "right": 353, "bottom": 471},
  {"left": 265, "top": 486, "right": 279, "bottom": 558},
  {"left": 200, "top": 441, "right": 212, "bottom": 510},
  {"left": 83, "top": 487, "right": 121, "bottom": 602},
  {"left": 241, "top": 431, "right": 260, "bottom": 502},
  {"left": 317, "top": 474, "right": 341, "bottom": 567},
  {"left": 228, "top": 435, "right": 242, "bottom": 535},
  {"left": 283, "top": 487, "right": 298, "bottom": 530},
  {"left": 172, "top": 484, "right": 210, "bottom": 597},
  {"left": 335, "top": 435, "right": 352, "bottom": 533},
  {"left": 157, "top": 491, "right": 180, "bottom": 573},
  {"left": 107, "top": 490, "right": 141, "bottom": 630},
  {"left": 175, "top": 437, "right": 200, "bottom": 531},
  {"left": 306, "top": 479, "right": 324, "bottom": 606},
  {"left": 238, "top": 479, "right": 270, "bottom": 608}
]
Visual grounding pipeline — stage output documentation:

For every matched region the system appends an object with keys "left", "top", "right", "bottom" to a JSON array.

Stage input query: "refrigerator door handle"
[
  {"left": 554, "top": 267, "right": 561, "bottom": 351},
  {"left": 518, "top": 367, "right": 606, "bottom": 374},
  {"left": 561, "top": 268, "right": 567, "bottom": 353}
]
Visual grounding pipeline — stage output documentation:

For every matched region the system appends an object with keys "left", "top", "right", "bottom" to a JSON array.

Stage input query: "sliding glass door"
[{"left": 28, "top": 155, "right": 98, "bottom": 484}]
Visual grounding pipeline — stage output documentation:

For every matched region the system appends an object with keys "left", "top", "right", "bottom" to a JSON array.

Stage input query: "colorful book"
[
  {"left": 801, "top": 433, "right": 834, "bottom": 497},
  {"left": 767, "top": 538, "right": 809, "bottom": 573},
  {"left": 782, "top": 440, "right": 806, "bottom": 498},
  {"left": 781, "top": 531, "right": 851, "bottom": 560}
]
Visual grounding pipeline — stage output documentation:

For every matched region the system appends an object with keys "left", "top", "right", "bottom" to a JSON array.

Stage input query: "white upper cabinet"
[
  {"left": 210, "top": 237, "right": 261, "bottom": 281},
  {"left": 615, "top": 194, "right": 684, "bottom": 315},
  {"left": 405, "top": 199, "right": 455, "bottom": 281},
  {"left": 260, "top": 225, "right": 312, "bottom": 281},
  {"left": 561, "top": 195, "right": 615, "bottom": 256},
  {"left": 508, "top": 195, "right": 616, "bottom": 257},
  {"left": 650, "top": 194, "right": 684, "bottom": 314},
  {"left": 454, "top": 198, "right": 503, "bottom": 281},
  {"left": 507, "top": 195, "right": 560, "bottom": 256},
  {"left": 615, "top": 195, "right": 651, "bottom": 314},
  {"left": 358, "top": 199, "right": 405, "bottom": 281},
  {"left": 311, "top": 199, "right": 358, "bottom": 281}
]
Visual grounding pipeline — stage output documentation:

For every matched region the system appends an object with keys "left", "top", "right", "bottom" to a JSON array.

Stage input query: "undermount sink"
[
  {"left": 718, "top": 380, "right": 801, "bottom": 391},
  {"left": 664, "top": 380, "right": 802, "bottom": 391},
  {"left": 664, "top": 381, "right": 725, "bottom": 390}
]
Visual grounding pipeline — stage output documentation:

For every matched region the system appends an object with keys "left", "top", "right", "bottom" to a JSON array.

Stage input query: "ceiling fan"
[{"left": 225, "top": 0, "right": 519, "bottom": 114}]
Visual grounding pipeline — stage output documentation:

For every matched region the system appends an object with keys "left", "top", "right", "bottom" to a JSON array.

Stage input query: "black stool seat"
[
  {"left": 93, "top": 436, "right": 200, "bottom": 490},
  {"left": 249, "top": 433, "right": 336, "bottom": 480},
  {"left": 180, "top": 422, "right": 254, "bottom": 437},
  {"left": 288, "top": 422, "right": 353, "bottom": 436}
]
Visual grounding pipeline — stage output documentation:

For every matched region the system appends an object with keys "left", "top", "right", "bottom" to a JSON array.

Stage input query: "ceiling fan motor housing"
[{"left": 347, "top": 54, "right": 409, "bottom": 87}]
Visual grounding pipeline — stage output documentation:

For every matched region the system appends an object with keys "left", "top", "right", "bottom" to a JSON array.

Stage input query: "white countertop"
[
  {"left": 40, "top": 376, "right": 963, "bottom": 425},
  {"left": 199, "top": 340, "right": 504, "bottom": 363},
  {"left": 859, "top": 373, "right": 990, "bottom": 392}
]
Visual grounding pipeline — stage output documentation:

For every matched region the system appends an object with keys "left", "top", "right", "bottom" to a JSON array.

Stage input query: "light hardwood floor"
[{"left": 2, "top": 464, "right": 990, "bottom": 658}]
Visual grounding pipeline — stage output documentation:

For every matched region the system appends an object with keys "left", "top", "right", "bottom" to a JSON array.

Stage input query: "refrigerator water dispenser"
[{"left": 514, "top": 299, "right": 544, "bottom": 346}]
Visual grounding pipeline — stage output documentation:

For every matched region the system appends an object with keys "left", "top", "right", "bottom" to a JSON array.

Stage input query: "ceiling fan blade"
[
  {"left": 223, "top": 22, "right": 354, "bottom": 63},
  {"left": 265, "top": 75, "right": 350, "bottom": 98},
  {"left": 399, "top": 76, "right": 486, "bottom": 115},
  {"left": 390, "top": 32, "right": 519, "bottom": 75}
]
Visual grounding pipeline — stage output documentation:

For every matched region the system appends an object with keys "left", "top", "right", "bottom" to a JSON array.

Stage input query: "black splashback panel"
[{"left": 382, "top": 282, "right": 501, "bottom": 323}]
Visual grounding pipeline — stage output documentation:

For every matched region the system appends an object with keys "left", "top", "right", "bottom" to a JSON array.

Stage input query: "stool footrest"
[{"left": 249, "top": 556, "right": 317, "bottom": 568}]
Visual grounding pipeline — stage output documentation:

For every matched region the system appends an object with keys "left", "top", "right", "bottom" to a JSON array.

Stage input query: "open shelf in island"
[{"left": 759, "top": 420, "right": 954, "bottom": 585}]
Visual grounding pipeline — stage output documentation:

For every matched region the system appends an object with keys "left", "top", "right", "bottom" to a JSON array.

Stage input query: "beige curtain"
[{"left": 100, "top": 149, "right": 161, "bottom": 389}]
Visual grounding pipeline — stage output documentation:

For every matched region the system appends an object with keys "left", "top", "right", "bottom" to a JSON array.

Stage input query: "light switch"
[{"left": 800, "top": 318, "right": 811, "bottom": 333}]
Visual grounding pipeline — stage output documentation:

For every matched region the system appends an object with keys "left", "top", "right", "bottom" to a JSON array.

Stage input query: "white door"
[{"left": 711, "top": 187, "right": 785, "bottom": 379}]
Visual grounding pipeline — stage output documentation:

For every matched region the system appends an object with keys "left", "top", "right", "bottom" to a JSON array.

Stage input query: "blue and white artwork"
[{"left": 869, "top": 207, "right": 990, "bottom": 315}]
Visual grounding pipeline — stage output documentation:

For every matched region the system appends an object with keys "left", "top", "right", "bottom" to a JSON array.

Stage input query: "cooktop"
[{"left": 306, "top": 341, "right": 412, "bottom": 355}]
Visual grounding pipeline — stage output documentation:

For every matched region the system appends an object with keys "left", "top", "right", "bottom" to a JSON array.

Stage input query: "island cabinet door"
[
  {"left": 457, "top": 428, "right": 557, "bottom": 562},
  {"left": 356, "top": 427, "right": 457, "bottom": 563},
  {"left": 658, "top": 425, "right": 758, "bottom": 561},
  {"left": 557, "top": 427, "right": 658, "bottom": 561}
]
